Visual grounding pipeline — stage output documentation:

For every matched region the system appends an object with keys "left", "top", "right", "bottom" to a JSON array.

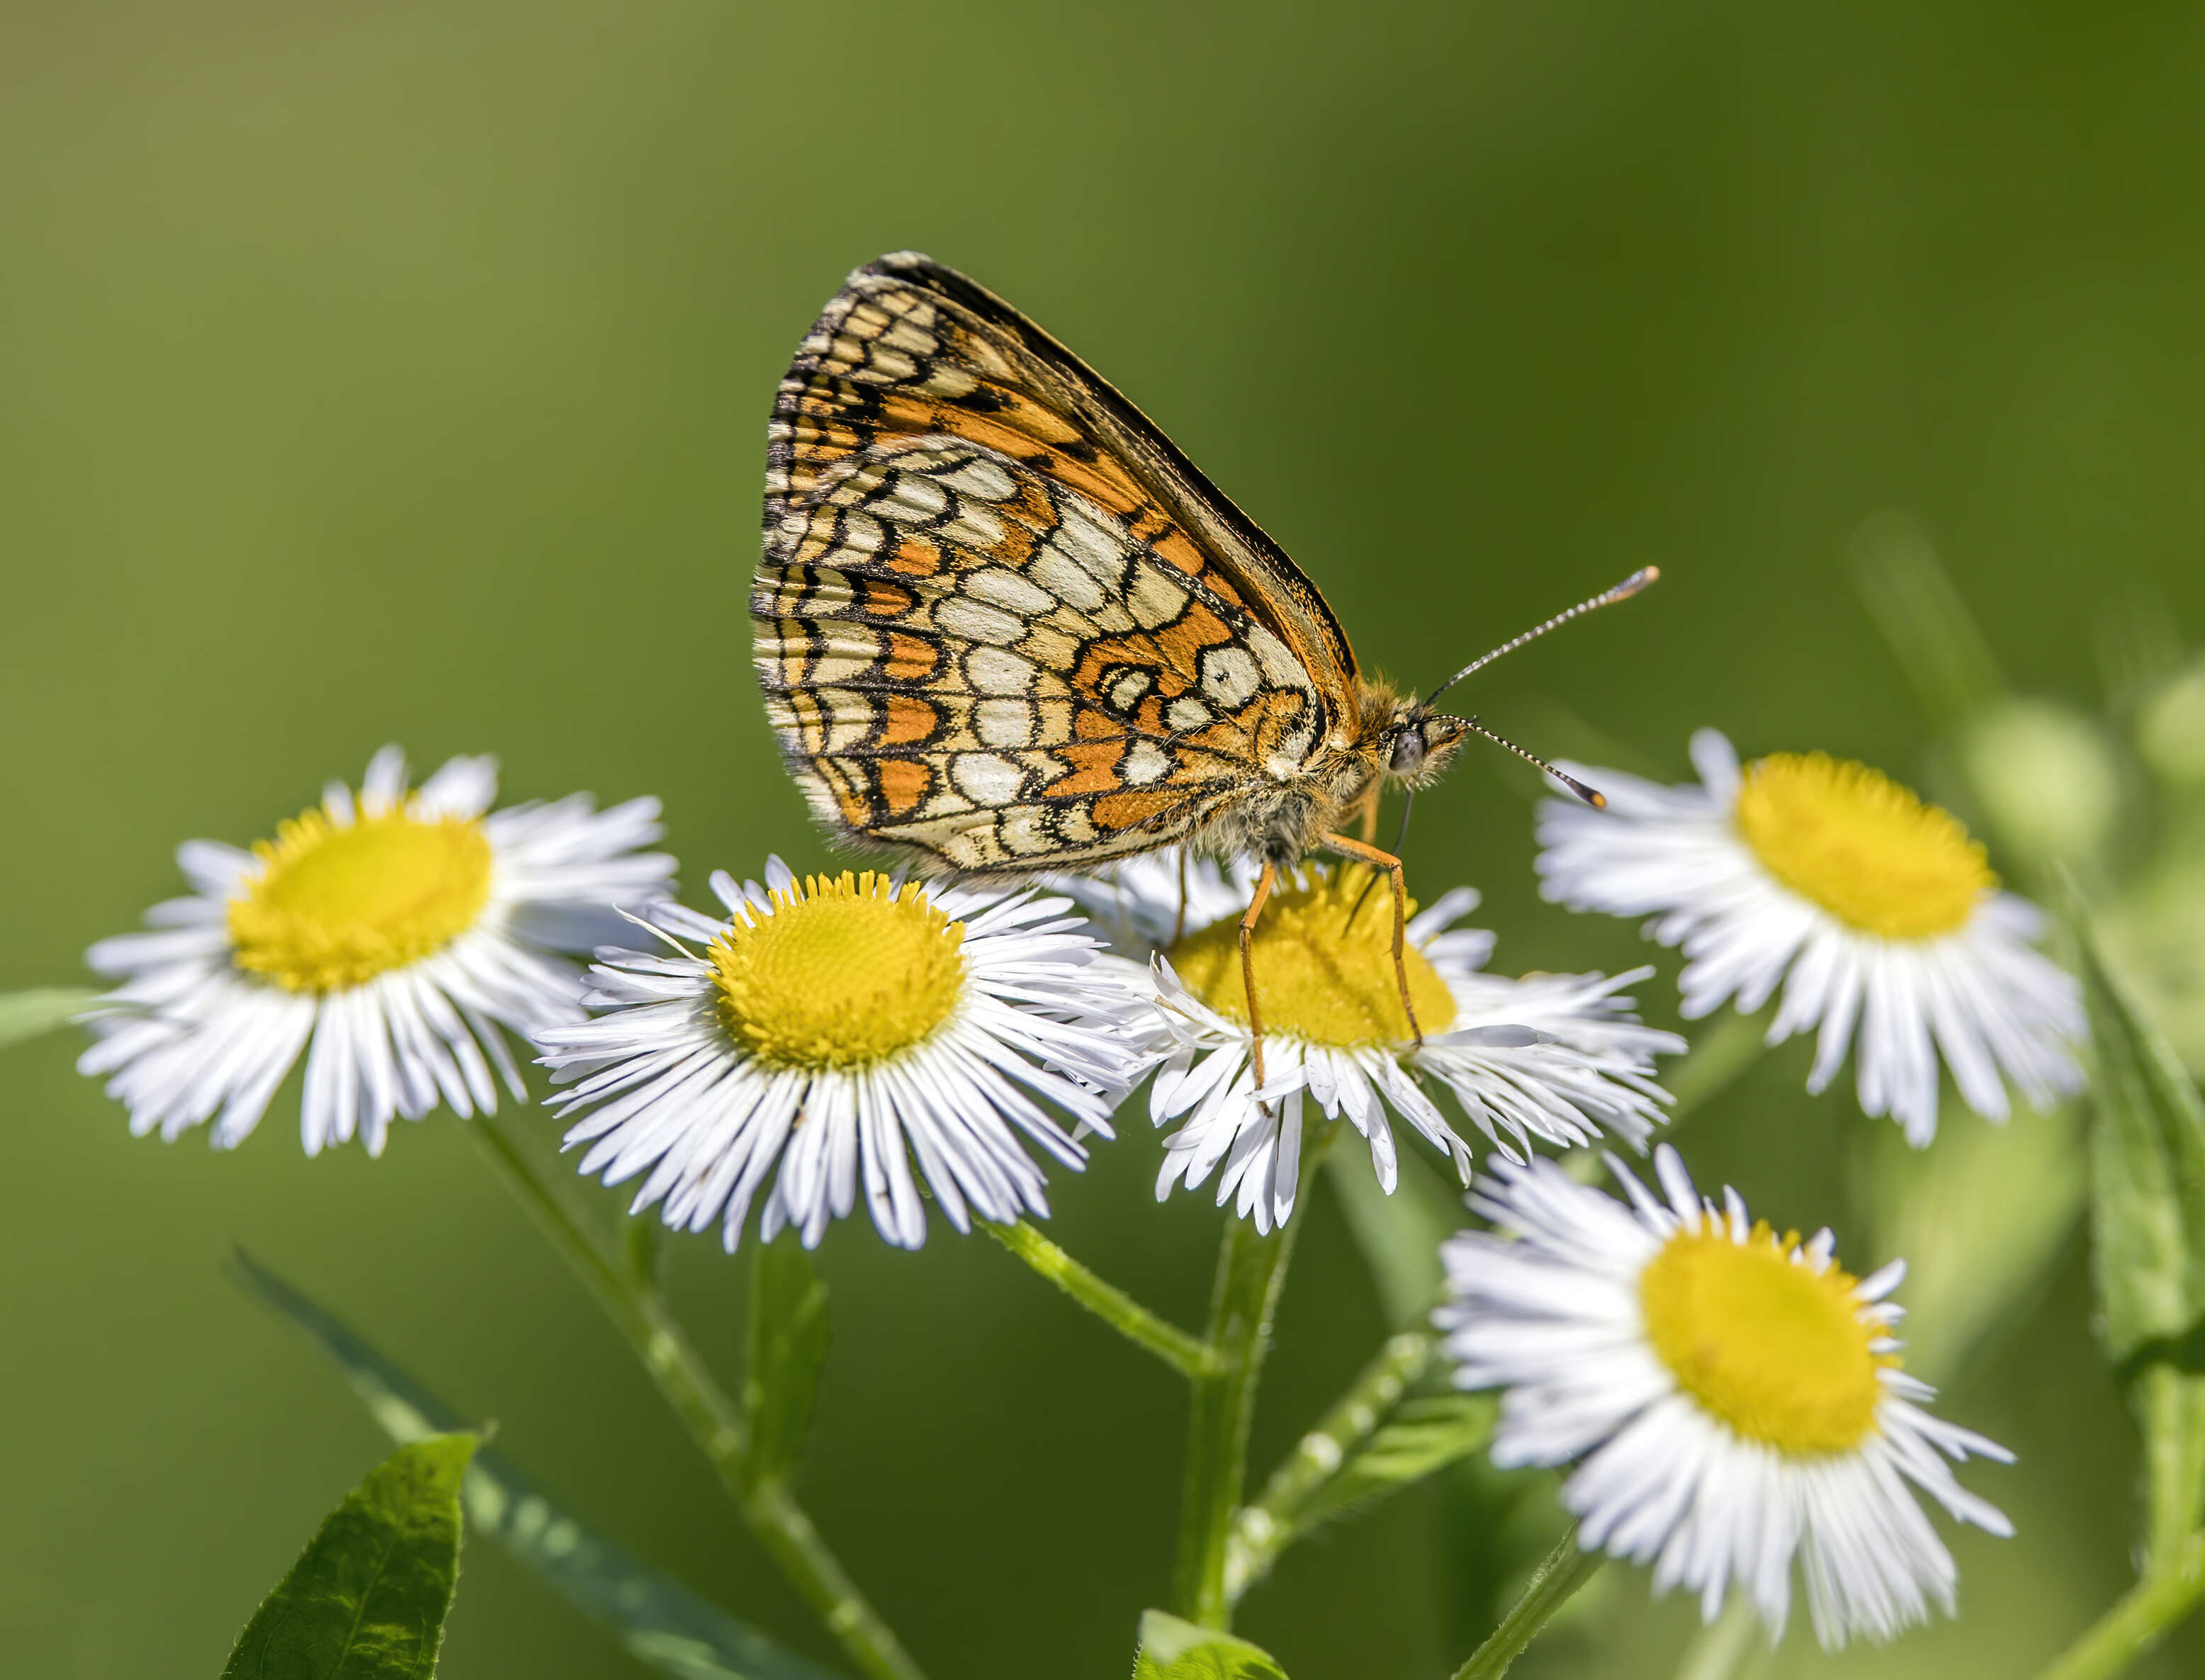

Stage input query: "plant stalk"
[
  {"left": 2031, "top": 1530, "right": 2205, "bottom": 1680},
  {"left": 1661, "top": 1007, "right": 1771, "bottom": 1123},
  {"left": 466, "top": 1107, "right": 925, "bottom": 1680},
  {"left": 1225, "top": 1327, "right": 1435, "bottom": 1603},
  {"left": 986, "top": 1219, "right": 1217, "bottom": 1379},
  {"left": 1171, "top": 1124, "right": 1336, "bottom": 1628},
  {"left": 2137, "top": 1363, "right": 2205, "bottom": 1574},
  {"left": 1449, "top": 1524, "right": 1604, "bottom": 1680}
]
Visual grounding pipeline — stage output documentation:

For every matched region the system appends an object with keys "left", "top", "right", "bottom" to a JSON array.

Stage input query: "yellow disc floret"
[
  {"left": 1640, "top": 1220, "right": 1888, "bottom": 1453},
  {"left": 1735, "top": 752, "right": 1994, "bottom": 940},
  {"left": 1168, "top": 867, "right": 1457, "bottom": 1047},
  {"left": 711, "top": 872, "right": 966, "bottom": 1070},
  {"left": 228, "top": 806, "right": 494, "bottom": 993}
]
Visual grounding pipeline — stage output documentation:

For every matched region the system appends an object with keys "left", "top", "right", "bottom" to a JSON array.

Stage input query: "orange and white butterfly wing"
[{"left": 753, "top": 254, "right": 1362, "bottom": 872}]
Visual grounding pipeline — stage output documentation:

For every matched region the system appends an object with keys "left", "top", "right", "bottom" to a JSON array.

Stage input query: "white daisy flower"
[
  {"left": 535, "top": 861, "right": 1151, "bottom": 1251},
  {"left": 1438, "top": 1144, "right": 2014, "bottom": 1649},
  {"left": 1537, "top": 729, "right": 2085, "bottom": 1143},
  {"left": 79, "top": 745, "right": 674, "bottom": 1156},
  {"left": 1061, "top": 852, "right": 1683, "bottom": 1234}
]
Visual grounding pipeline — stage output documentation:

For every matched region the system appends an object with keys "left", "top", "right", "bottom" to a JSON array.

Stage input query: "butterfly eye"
[{"left": 1389, "top": 731, "right": 1426, "bottom": 774}]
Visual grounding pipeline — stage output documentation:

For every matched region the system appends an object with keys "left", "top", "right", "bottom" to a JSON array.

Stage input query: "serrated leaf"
[
  {"left": 2073, "top": 914, "right": 2205, "bottom": 1363},
  {"left": 232, "top": 1251, "right": 845, "bottom": 1680},
  {"left": 745, "top": 1239, "right": 830, "bottom": 1484},
  {"left": 0, "top": 986, "right": 97, "bottom": 1052},
  {"left": 1299, "top": 1394, "right": 1496, "bottom": 1528},
  {"left": 1133, "top": 1609, "right": 1290, "bottom": 1680},
  {"left": 222, "top": 1433, "right": 478, "bottom": 1680}
]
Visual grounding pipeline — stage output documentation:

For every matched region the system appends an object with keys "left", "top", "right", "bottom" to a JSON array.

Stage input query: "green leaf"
[
  {"left": 1298, "top": 1394, "right": 1497, "bottom": 1529},
  {"left": 2071, "top": 907, "right": 2205, "bottom": 1563},
  {"left": 231, "top": 1251, "right": 845, "bottom": 1680},
  {"left": 1132, "top": 1609, "right": 1290, "bottom": 1680},
  {"left": 2073, "top": 913, "right": 2205, "bottom": 1363},
  {"left": 745, "top": 1239, "right": 831, "bottom": 1485},
  {"left": 0, "top": 986, "right": 97, "bottom": 1052},
  {"left": 222, "top": 1433, "right": 478, "bottom": 1680}
]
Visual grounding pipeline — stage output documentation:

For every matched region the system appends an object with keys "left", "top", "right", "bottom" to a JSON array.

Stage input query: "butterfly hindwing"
[
  {"left": 758, "top": 438, "right": 1327, "bottom": 869},
  {"left": 755, "top": 254, "right": 1363, "bottom": 872}
]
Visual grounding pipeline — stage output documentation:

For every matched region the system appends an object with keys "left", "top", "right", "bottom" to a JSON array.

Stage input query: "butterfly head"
[{"left": 1378, "top": 706, "right": 1472, "bottom": 789}]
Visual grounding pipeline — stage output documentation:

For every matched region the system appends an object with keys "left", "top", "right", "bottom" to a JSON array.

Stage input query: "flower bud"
[
  {"left": 1957, "top": 699, "right": 2122, "bottom": 871},
  {"left": 2137, "top": 657, "right": 2205, "bottom": 787}
]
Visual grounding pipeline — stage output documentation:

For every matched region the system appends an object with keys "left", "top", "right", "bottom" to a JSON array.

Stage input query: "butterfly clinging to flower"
[{"left": 751, "top": 252, "right": 1654, "bottom": 1071}]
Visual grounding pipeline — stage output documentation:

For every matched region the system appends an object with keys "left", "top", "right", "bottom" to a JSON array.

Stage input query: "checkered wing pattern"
[{"left": 754, "top": 253, "right": 1363, "bottom": 872}]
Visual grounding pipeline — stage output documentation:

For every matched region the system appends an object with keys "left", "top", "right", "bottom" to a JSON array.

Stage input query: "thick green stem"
[
  {"left": 1172, "top": 1127, "right": 1335, "bottom": 1629},
  {"left": 465, "top": 1108, "right": 925, "bottom": 1680},
  {"left": 2137, "top": 1364, "right": 2205, "bottom": 1573},
  {"left": 1225, "top": 1328, "right": 1435, "bottom": 1603},
  {"left": 2031, "top": 1530, "right": 2205, "bottom": 1680},
  {"left": 1448, "top": 1525, "right": 1604, "bottom": 1680},
  {"left": 986, "top": 1220, "right": 1217, "bottom": 1379}
]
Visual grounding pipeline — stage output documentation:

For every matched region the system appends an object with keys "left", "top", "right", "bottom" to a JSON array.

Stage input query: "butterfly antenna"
[
  {"left": 1466, "top": 716, "right": 1606, "bottom": 808},
  {"left": 1423, "top": 567, "right": 1660, "bottom": 711},
  {"left": 1343, "top": 790, "right": 1414, "bottom": 931}
]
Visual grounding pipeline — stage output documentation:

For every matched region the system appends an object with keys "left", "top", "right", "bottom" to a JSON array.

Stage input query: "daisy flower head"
[
  {"left": 536, "top": 859, "right": 1151, "bottom": 1251},
  {"left": 1438, "top": 1144, "right": 2013, "bottom": 1648},
  {"left": 1537, "top": 729, "right": 2085, "bottom": 1144},
  {"left": 1064, "top": 851, "right": 1684, "bottom": 1234},
  {"left": 79, "top": 746, "right": 675, "bottom": 1156}
]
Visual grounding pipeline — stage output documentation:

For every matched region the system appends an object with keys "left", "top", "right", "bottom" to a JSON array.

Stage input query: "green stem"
[
  {"left": 2137, "top": 1364, "right": 2205, "bottom": 1573},
  {"left": 1669, "top": 1595, "right": 1765, "bottom": 1680},
  {"left": 465, "top": 1107, "right": 926, "bottom": 1680},
  {"left": 1448, "top": 1525, "right": 1604, "bottom": 1680},
  {"left": 1225, "top": 1328, "right": 1436, "bottom": 1604},
  {"left": 1567, "top": 1011, "right": 1767, "bottom": 1185},
  {"left": 986, "top": 1220, "right": 1217, "bottom": 1379},
  {"left": 624, "top": 1208, "right": 663, "bottom": 1287},
  {"left": 1663, "top": 1007, "right": 1771, "bottom": 1124},
  {"left": 2031, "top": 1531, "right": 2205, "bottom": 1680},
  {"left": 1172, "top": 1124, "right": 1336, "bottom": 1628}
]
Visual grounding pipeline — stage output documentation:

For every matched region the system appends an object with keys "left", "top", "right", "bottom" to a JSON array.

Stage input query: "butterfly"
[{"left": 752, "top": 252, "right": 1652, "bottom": 1072}]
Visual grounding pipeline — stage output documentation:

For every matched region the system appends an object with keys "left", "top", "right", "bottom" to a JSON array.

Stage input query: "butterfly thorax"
[{"left": 1197, "top": 681, "right": 1470, "bottom": 867}]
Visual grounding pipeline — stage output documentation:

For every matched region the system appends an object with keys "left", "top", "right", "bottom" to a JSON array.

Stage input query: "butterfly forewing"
[{"left": 754, "top": 254, "right": 1363, "bottom": 872}]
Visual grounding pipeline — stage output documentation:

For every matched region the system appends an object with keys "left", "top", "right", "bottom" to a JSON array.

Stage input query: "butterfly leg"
[
  {"left": 1239, "top": 858, "right": 1279, "bottom": 1090},
  {"left": 1172, "top": 846, "right": 1190, "bottom": 947},
  {"left": 1321, "top": 833, "right": 1421, "bottom": 1047},
  {"left": 1346, "top": 778, "right": 1381, "bottom": 844}
]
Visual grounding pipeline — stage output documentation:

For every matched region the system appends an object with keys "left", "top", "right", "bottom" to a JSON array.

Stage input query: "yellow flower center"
[
  {"left": 1168, "top": 867, "right": 1457, "bottom": 1047},
  {"left": 228, "top": 806, "right": 494, "bottom": 993},
  {"left": 1734, "top": 752, "right": 1995, "bottom": 940},
  {"left": 1639, "top": 1220, "right": 1888, "bottom": 1453},
  {"left": 710, "top": 872, "right": 966, "bottom": 1070}
]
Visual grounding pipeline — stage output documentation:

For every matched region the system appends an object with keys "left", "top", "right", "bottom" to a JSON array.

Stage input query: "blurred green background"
[{"left": 6, "top": 1, "right": 2205, "bottom": 1675}]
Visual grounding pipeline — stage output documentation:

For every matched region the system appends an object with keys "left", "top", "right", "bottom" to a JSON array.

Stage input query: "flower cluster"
[{"left": 69, "top": 726, "right": 2068, "bottom": 1653}]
